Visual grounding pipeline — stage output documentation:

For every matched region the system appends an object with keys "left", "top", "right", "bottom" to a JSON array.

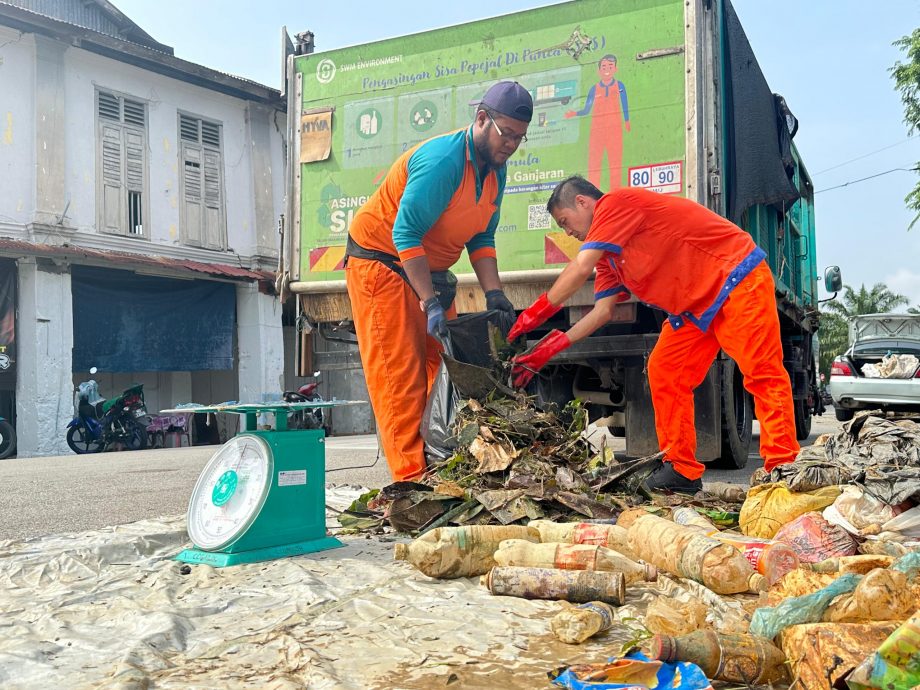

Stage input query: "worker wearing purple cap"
[{"left": 346, "top": 81, "right": 533, "bottom": 481}]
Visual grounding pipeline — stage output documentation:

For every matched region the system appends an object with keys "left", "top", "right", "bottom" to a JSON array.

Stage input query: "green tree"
[
  {"left": 891, "top": 28, "right": 920, "bottom": 229},
  {"left": 819, "top": 283, "right": 910, "bottom": 376}
]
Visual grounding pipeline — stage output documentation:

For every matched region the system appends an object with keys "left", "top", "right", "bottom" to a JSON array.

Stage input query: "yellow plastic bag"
[{"left": 740, "top": 483, "right": 841, "bottom": 539}]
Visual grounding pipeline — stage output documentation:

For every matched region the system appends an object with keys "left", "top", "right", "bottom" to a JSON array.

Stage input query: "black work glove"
[
  {"left": 423, "top": 296, "right": 449, "bottom": 341},
  {"left": 485, "top": 289, "right": 515, "bottom": 315}
]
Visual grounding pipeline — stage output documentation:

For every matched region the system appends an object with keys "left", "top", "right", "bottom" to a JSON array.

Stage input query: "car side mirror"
[{"left": 824, "top": 266, "right": 842, "bottom": 294}]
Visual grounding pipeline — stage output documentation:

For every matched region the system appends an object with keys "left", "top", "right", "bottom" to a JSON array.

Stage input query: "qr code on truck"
[{"left": 528, "top": 204, "right": 551, "bottom": 230}]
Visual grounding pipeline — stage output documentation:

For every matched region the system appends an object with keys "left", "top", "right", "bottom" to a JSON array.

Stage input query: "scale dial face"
[{"left": 186, "top": 434, "right": 273, "bottom": 551}]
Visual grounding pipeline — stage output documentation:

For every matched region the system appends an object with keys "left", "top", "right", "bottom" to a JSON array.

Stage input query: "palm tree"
[{"left": 819, "top": 283, "right": 910, "bottom": 376}]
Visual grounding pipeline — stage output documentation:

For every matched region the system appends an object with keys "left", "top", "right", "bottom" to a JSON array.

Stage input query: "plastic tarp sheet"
[
  {"left": 0, "top": 486, "right": 755, "bottom": 689},
  {"left": 71, "top": 266, "right": 236, "bottom": 372}
]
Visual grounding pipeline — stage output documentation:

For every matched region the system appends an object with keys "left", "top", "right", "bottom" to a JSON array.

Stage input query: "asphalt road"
[{"left": 0, "top": 413, "right": 844, "bottom": 542}]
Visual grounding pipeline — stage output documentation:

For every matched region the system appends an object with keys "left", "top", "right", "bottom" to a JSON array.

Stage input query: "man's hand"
[
  {"left": 507, "top": 293, "right": 561, "bottom": 342},
  {"left": 511, "top": 330, "right": 571, "bottom": 388},
  {"left": 422, "top": 297, "right": 449, "bottom": 340},
  {"left": 485, "top": 289, "right": 515, "bottom": 316}
]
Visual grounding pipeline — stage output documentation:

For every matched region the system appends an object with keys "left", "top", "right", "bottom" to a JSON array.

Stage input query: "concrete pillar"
[
  {"left": 237, "top": 283, "right": 284, "bottom": 405},
  {"left": 16, "top": 258, "right": 74, "bottom": 456}
]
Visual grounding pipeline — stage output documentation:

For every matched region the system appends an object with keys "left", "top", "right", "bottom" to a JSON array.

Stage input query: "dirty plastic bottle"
[
  {"left": 481, "top": 566, "right": 625, "bottom": 605},
  {"left": 672, "top": 508, "right": 799, "bottom": 585},
  {"left": 393, "top": 525, "right": 539, "bottom": 579},
  {"left": 672, "top": 507, "right": 718, "bottom": 532},
  {"left": 809, "top": 554, "right": 895, "bottom": 575},
  {"left": 551, "top": 602, "right": 617, "bottom": 644},
  {"left": 627, "top": 514, "right": 761, "bottom": 594},
  {"left": 529, "top": 520, "right": 634, "bottom": 556},
  {"left": 494, "top": 539, "right": 657, "bottom": 584},
  {"left": 652, "top": 630, "right": 789, "bottom": 685}
]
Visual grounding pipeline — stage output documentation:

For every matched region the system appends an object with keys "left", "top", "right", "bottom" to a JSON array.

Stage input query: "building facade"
[{"left": 0, "top": 0, "right": 286, "bottom": 456}]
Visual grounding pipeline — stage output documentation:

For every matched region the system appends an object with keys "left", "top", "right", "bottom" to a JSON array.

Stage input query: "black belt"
[{"left": 345, "top": 235, "right": 457, "bottom": 311}]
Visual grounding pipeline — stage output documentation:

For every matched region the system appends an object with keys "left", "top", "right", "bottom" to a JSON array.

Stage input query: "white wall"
[
  {"left": 0, "top": 28, "right": 35, "bottom": 227},
  {"left": 58, "top": 47, "right": 281, "bottom": 257}
]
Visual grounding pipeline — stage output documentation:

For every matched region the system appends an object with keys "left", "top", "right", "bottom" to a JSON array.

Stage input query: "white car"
[{"left": 828, "top": 314, "right": 920, "bottom": 421}]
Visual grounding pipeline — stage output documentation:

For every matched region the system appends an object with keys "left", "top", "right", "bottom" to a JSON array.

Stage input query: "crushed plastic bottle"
[
  {"left": 652, "top": 630, "right": 789, "bottom": 685},
  {"left": 627, "top": 514, "right": 761, "bottom": 594},
  {"left": 493, "top": 539, "right": 657, "bottom": 583},
  {"left": 393, "top": 524, "right": 539, "bottom": 578},
  {"left": 550, "top": 602, "right": 617, "bottom": 644}
]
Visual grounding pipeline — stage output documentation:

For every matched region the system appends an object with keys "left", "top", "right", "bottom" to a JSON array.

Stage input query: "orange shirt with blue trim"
[
  {"left": 348, "top": 126, "right": 505, "bottom": 272},
  {"left": 588, "top": 188, "right": 766, "bottom": 331}
]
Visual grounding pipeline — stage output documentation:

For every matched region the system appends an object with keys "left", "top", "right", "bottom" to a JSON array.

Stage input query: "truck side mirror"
[{"left": 824, "top": 266, "right": 842, "bottom": 293}]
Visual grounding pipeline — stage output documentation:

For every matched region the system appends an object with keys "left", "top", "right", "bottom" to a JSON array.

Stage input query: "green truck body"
[{"left": 285, "top": 0, "right": 821, "bottom": 465}]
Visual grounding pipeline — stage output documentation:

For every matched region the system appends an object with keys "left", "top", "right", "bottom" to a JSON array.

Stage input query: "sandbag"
[{"left": 740, "top": 483, "right": 841, "bottom": 539}]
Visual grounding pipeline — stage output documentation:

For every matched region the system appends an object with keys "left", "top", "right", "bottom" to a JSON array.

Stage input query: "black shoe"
[{"left": 642, "top": 462, "right": 702, "bottom": 495}]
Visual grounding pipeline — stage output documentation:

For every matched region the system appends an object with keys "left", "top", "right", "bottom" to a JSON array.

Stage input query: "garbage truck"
[{"left": 280, "top": 0, "right": 835, "bottom": 467}]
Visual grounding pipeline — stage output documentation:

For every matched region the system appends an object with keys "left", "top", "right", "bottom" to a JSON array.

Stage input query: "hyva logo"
[{"left": 316, "top": 58, "right": 336, "bottom": 84}]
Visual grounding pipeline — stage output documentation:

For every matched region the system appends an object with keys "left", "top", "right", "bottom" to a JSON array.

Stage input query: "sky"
[{"left": 115, "top": 0, "right": 920, "bottom": 308}]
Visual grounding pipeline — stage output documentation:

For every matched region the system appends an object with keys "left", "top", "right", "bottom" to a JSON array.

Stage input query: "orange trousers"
[
  {"left": 345, "top": 257, "right": 449, "bottom": 481},
  {"left": 647, "top": 262, "right": 799, "bottom": 480}
]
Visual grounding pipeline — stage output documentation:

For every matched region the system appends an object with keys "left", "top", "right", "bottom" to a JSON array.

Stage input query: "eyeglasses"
[{"left": 486, "top": 112, "right": 528, "bottom": 145}]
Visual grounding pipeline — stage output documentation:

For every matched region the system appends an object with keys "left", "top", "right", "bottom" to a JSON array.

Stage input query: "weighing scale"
[{"left": 161, "top": 401, "right": 360, "bottom": 567}]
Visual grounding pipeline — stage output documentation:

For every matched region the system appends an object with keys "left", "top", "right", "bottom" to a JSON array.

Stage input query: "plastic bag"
[
  {"left": 644, "top": 597, "right": 708, "bottom": 637},
  {"left": 421, "top": 310, "right": 516, "bottom": 460},
  {"left": 824, "top": 486, "right": 902, "bottom": 537},
  {"left": 739, "top": 483, "right": 841, "bottom": 539},
  {"left": 846, "top": 610, "right": 920, "bottom": 689},
  {"left": 550, "top": 650, "right": 713, "bottom": 690},
  {"left": 749, "top": 574, "right": 861, "bottom": 640},
  {"left": 773, "top": 511, "right": 859, "bottom": 564}
]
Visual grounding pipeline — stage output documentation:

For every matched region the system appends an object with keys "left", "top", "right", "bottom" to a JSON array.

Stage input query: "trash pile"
[
  {"left": 377, "top": 409, "right": 920, "bottom": 689},
  {"left": 861, "top": 353, "right": 919, "bottom": 378}
]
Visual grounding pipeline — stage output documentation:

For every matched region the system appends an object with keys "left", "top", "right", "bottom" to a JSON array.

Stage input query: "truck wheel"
[
  {"left": 834, "top": 406, "right": 854, "bottom": 422},
  {"left": 609, "top": 426, "right": 626, "bottom": 438},
  {"left": 794, "top": 398, "right": 812, "bottom": 440},
  {"left": 715, "top": 358, "right": 753, "bottom": 469},
  {"left": 0, "top": 419, "right": 16, "bottom": 459}
]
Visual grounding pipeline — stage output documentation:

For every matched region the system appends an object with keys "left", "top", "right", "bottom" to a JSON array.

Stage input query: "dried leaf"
[
  {"left": 470, "top": 436, "right": 518, "bottom": 474},
  {"left": 434, "top": 481, "right": 467, "bottom": 498},
  {"left": 554, "top": 491, "right": 616, "bottom": 520}
]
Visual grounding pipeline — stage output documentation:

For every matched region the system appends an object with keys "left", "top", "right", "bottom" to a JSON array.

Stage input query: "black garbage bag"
[{"left": 421, "top": 309, "right": 516, "bottom": 460}]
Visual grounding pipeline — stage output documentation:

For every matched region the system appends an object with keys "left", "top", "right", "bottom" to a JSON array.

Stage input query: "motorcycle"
[
  {"left": 283, "top": 372, "right": 331, "bottom": 435},
  {"left": 66, "top": 368, "right": 149, "bottom": 454},
  {"left": 0, "top": 415, "right": 15, "bottom": 459}
]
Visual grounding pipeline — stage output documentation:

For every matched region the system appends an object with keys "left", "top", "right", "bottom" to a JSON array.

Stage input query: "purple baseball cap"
[{"left": 480, "top": 81, "right": 533, "bottom": 123}]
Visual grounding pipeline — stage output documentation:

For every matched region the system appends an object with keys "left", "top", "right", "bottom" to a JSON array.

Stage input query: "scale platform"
[{"left": 162, "top": 401, "right": 363, "bottom": 567}]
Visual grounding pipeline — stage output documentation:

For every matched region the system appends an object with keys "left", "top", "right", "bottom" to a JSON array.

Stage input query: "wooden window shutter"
[
  {"left": 182, "top": 142, "right": 204, "bottom": 246},
  {"left": 100, "top": 123, "right": 124, "bottom": 234}
]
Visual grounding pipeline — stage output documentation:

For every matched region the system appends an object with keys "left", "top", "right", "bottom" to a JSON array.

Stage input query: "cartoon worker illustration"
[{"left": 565, "top": 54, "right": 630, "bottom": 189}]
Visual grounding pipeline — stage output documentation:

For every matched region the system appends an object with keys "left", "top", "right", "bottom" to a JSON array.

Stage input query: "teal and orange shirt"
[
  {"left": 348, "top": 126, "right": 506, "bottom": 272},
  {"left": 589, "top": 188, "right": 766, "bottom": 331}
]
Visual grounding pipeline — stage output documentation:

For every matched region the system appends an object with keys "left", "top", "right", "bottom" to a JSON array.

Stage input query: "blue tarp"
[{"left": 72, "top": 266, "right": 236, "bottom": 372}]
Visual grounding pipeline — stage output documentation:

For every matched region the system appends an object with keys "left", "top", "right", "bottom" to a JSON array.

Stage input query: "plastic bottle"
[
  {"left": 809, "top": 554, "right": 895, "bottom": 575},
  {"left": 481, "top": 566, "right": 625, "bottom": 605},
  {"left": 627, "top": 514, "right": 760, "bottom": 594},
  {"left": 529, "top": 520, "right": 633, "bottom": 555},
  {"left": 672, "top": 508, "right": 799, "bottom": 585},
  {"left": 550, "top": 602, "right": 617, "bottom": 644},
  {"left": 393, "top": 525, "right": 539, "bottom": 579},
  {"left": 652, "top": 630, "right": 789, "bottom": 685},
  {"left": 493, "top": 539, "right": 657, "bottom": 583}
]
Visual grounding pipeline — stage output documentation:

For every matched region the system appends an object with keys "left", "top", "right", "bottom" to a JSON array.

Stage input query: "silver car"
[{"left": 828, "top": 314, "right": 920, "bottom": 421}]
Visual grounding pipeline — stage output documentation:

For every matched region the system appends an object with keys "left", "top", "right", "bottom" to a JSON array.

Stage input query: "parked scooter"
[
  {"left": 66, "top": 368, "right": 149, "bottom": 454},
  {"left": 283, "top": 371, "right": 330, "bottom": 435},
  {"left": 0, "top": 415, "right": 15, "bottom": 459}
]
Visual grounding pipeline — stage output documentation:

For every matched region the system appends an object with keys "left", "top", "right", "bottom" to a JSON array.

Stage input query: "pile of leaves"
[{"left": 337, "top": 323, "right": 745, "bottom": 535}]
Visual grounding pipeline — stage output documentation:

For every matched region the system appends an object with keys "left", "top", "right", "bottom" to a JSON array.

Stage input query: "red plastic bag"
[{"left": 774, "top": 511, "right": 858, "bottom": 564}]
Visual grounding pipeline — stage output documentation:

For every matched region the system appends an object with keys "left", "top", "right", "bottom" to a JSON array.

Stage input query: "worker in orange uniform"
[
  {"left": 507, "top": 176, "right": 799, "bottom": 493},
  {"left": 345, "top": 82, "right": 533, "bottom": 481}
]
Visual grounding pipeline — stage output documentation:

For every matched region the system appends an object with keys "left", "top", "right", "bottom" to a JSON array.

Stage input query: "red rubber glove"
[
  {"left": 507, "top": 292, "right": 561, "bottom": 342},
  {"left": 511, "top": 330, "right": 571, "bottom": 388}
]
